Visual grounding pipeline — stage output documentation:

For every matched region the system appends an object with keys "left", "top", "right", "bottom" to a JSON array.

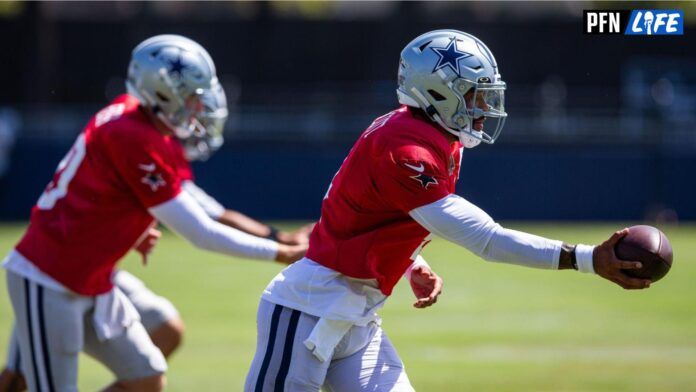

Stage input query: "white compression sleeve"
[
  {"left": 181, "top": 180, "right": 226, "bottom": 220},
  {"left": 409, "top": 194, "right": 562, "bottom": 269},
  {"left": 150, "top": 191, "right": 278, "bottom": 260}
]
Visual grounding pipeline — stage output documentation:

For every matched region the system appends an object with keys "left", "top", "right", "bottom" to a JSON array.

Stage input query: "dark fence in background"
[
  {"left": 1, "top": 2, "right": 693, "bottom": 105},
  {"left": 0, "top": 2, "right": 694, "bottom": 222},
  {"left": 0, "top": 138, "right": 692, "bottom": 221}
]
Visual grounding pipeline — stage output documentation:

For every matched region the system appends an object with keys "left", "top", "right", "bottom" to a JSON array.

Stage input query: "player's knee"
[
  {"left": 150, "top": 317, "right": 185, "bottom": 358},
  {"left": 164, "top": 317, "right": 185, "bottom": 351},
  {"left": 112, "top": 374, "right": 165, "bottom": 392}
]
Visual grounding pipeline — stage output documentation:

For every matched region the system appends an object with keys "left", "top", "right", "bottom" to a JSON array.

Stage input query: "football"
[{"left": 615, "top": 225, "right": 673, "bottom": 282}]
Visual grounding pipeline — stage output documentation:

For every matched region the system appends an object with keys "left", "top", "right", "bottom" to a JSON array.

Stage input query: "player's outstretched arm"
[
  {"left": 182, "top": 180, "right": 313, "bottom": 245},
  {"left": 217, "top": 211, "right": 313, "bottom": 245},
  {"left": 409, "top": 194, "right": 650, "bottom": 290},
  {"left": 149, "top": 191, "right": 306, "bottom": 263}
]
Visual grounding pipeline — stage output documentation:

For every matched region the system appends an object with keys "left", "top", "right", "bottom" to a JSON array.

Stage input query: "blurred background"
[{"left": 0, "top": 1, "right": 694, "bottom": 222}]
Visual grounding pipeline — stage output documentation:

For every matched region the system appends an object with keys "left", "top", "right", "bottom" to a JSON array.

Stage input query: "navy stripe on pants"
[
  {"left": 274, "top": 309, "right": 301, "bottom": 392},
  {"left": 23, "top": 279, "right": 41, "bottom": 392},
  {"left": 255, "top": 304, "right": 284, "bottom": 392},
  {"left": 37, "top": 286, "right": 56, "bottom": 392}
]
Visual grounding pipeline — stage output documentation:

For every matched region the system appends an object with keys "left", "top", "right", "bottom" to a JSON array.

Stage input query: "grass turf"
[{"left": 0, "top": 222, "right": 694, "bottom": 391}]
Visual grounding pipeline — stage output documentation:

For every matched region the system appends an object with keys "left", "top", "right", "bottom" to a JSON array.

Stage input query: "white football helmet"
[
  {"left": 397, "top": 30, "right": 507, "bottom": 148},
  {"left": 126, "top": 34, "right": 224, "bottom": 142}
]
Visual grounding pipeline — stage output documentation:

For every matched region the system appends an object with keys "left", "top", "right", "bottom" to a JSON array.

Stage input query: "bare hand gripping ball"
[{"left": 615, "top": 225, "right": 673, "bottom": 282}]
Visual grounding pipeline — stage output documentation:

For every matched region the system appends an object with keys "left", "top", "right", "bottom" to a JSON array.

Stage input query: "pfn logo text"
[
  {"left": 584, "top": 11, "right": 623, "bottom": 34},
  {"left": 583, "top": 10, "right": 684, "bottom": 36}
]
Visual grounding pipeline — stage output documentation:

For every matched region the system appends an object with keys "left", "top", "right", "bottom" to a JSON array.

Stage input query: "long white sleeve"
[
  {"left": 181, "top": 180, "right": 226, "bottom": 220},
  {"left": 150, "top": 191, "right": 278, "bottom": 260},
  {"left": 409, "top": 194, "right": 562, "bottom": 269}
]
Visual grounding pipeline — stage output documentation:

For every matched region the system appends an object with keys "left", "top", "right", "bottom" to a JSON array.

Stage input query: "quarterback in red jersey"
[
  {"left": 0, "top": 72, "right": 312, "bottom": 392},
  {"left": 2, "top": 35, "right": 306, "bottom": 392},
  {"left": 306, "top": 106, "right": 461, "bottom": 296},
  {"left": 246, "top": 30, "right": 651, "bottom": 391}
]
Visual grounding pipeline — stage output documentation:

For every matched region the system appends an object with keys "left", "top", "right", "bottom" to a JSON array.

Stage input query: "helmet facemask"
[
  {"left": 449, "top": 78, "right": 507, "bottom": 148},
  {"left": 181, "top": 84, "right": 228, "bottom": 161}
]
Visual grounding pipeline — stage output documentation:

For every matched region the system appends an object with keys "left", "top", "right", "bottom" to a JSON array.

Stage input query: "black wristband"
[
  {"left": 266, "top": 226, "right": 280, "bottom": 242},
  {"left": 570, "top": 245, "right": 578, "bottom": 270},
  {"left": 560, "top": 242, "right": 578, "bottom": 270}
]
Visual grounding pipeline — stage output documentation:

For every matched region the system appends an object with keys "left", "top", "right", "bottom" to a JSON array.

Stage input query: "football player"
[
  {"left": 0, "top": 90, "right": 312, "bottom": 392},
  {"left": 245, "top": 29, "right": 651, "bottom": 391},
  {"left": 2, "top": 35, "right": 307, "bottom": 392}
]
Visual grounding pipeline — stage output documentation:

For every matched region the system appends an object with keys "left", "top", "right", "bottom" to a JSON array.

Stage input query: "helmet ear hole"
[
  {"left": 417, "top": 40, "right": 433, "bottom": 52},
  {"left": 452, "top": 114, "right": 467, "bottom": 127},
  {"left": 427, "top": 89, "right": 447, "bottom": 102}
]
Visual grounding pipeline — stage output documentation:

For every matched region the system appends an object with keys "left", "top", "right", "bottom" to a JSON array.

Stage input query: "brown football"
[{"left": 614, "top": 225, "right": 673, "bottom": 282}]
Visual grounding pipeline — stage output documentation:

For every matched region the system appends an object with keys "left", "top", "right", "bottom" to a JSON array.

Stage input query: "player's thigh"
[
  {"left": 6, "top": 272, "right": 89, "bottom": 392},
  {"left": 245, "top": 300, "right": 329, "bottom": 392},
  {"left": 113, "top": 270, "right": 180, "bottom": 332},
  {"left": 325, "top": 327, "right": 414, "bottom": 392},
  {"left": 83, "top": 315, "right": 167, "bottom": 382}
]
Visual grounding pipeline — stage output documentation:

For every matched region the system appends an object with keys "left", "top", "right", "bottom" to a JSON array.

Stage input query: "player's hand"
[
  {"left": 593, "top": 228, "right": 651, "bottom": 290},
  {"left": 409, "top": 265, "right": 443, "bottom": 309},
  {"left": 276, "top": 223, "right": 315, "bottom": 245},
  {"left": 134, "top": 227, "right": 162, "bottom": 265},
  {"left": 275, "top": 243, "right": 308, "bottom": 265}
]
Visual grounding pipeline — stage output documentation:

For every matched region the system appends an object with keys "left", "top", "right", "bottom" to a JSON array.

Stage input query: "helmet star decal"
[
  {"left": 167, "top": 55, "right": 190, "bottom": 79},
  {"left": 431, "top": 38, "right": 472, "bottom": 76}
]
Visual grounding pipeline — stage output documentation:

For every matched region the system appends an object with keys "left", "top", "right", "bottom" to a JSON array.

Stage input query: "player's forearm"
[
  {"left": 217, "top": 210, "right": 276, "bottom": 239},
  {"left": 410, "top": 194, "right": 566, "bottom": 270},
  {"left": 480, "top": 225, "right": 562, "bottom": 269},
  {"left": 150, "top": 192, "right": 278, "bottom": 260}
]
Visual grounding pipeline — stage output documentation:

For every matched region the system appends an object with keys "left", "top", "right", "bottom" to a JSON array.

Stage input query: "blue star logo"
[
  {"left": 167, "top": 55, "right": 189, "bottom": 78},
  {"left": 431, "top": 38, "right": 472, "bottom": 75}
]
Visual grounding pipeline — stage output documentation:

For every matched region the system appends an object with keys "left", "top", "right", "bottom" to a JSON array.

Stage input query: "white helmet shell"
[
  {"left": 126, "top": 34, "right": 222, "bottom": 141},
  {"left": 397, "top": 30, "right": 507, "bottom": 147}
]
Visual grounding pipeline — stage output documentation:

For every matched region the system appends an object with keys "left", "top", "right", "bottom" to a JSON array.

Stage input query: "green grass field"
[{"left": 1, "top": 223, "right": 695, "bottom": 391}]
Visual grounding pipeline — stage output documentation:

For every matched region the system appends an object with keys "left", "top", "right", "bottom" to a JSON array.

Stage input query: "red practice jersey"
[
  {"left": 16, "top": 94, "right": 191, "bottom": 295},
  {"left": 307, "top": 106, "right": 462, "bottom": 295}
]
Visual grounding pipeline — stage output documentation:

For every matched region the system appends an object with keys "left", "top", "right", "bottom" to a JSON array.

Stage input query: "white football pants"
[
  {"left": 245, "top": 299, "right": 415, "bottom": 392},
  {"left": 5, "top": 271, "right": 167, "bottom": 392}
]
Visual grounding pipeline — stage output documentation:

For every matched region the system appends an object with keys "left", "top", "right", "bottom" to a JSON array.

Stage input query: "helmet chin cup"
[
  {"left": 460, "top": 130, "right": 483, "bottom": 148},
  {"left": 451, "top": 113, "right": 481, "bottom": 148}
]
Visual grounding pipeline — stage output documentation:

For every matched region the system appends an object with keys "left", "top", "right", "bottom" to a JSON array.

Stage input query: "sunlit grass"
[{"left": 1, "top": 223, "right": 694, "bottom": 391}]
